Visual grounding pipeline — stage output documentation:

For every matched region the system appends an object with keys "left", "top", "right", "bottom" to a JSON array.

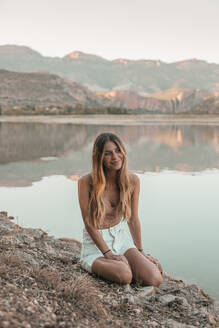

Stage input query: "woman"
[{"left": 78, "top": 132, "right": 163, "bottom": 287}]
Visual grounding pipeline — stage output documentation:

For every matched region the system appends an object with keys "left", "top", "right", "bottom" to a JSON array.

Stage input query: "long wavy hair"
[{"left": 88, "top": 133, "right": 132, "bottom": 228}]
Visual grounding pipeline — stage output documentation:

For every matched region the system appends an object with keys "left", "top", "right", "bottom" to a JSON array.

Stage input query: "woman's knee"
[
  {"left": 151, "top": 272, "right": 163, "bottom": 287},
  {"left": 145, "top": 271, "right": 163, "bottom": 287},
  {"left": 138, "top": 268, "right": 163, "bottom": 287},
  {"left": 116, "top": 264, "right": 133, "bottom": 284}
]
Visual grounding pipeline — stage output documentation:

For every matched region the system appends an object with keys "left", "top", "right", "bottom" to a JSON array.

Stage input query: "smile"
[{"left": 111, "top": 160, "right": 121, "bottom": 165}]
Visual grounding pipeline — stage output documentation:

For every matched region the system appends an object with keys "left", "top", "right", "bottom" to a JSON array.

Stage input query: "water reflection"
[{"left": 0, "top": 122, "right": 218, "bottom": 186}]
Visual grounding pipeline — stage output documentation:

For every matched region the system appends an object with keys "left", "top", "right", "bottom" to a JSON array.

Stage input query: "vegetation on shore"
[{"left": 1, "top": 104, "right": 218, "bottom": 116}]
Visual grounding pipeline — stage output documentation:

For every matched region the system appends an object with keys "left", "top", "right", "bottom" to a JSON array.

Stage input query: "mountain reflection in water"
[{"left": 0, "top": 122, "right": 218, "bottom": 186}]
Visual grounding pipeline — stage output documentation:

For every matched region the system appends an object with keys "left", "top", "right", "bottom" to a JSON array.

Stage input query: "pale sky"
[{"left": 0, "top": 0, "right": 219, "bottom": 63}]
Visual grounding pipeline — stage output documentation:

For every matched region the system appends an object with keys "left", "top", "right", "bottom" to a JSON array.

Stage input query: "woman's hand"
[
  {"left": 143, "top": 253, "right": 163, "bottom": 275},
  {"left": 104, "top": 251, "right": 129, "bottom": 265}
]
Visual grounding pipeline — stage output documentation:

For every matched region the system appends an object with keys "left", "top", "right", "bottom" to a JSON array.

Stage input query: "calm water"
[{"left": 0, "top": 120, "right": 219, "bottom": 299}]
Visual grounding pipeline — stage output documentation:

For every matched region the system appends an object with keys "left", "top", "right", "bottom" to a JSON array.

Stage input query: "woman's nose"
[{"left": 112, "top": 151, "right": 117, "bottom": 159}]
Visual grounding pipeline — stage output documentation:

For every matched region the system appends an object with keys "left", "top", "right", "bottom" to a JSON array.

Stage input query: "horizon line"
[{"left": 1, "top": 43, "right": 219, "bottom": 66}]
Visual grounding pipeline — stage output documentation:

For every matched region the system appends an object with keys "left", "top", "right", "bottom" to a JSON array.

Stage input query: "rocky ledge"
[{"left": 0, "top": 212, "right": 218, "bottom": 328}]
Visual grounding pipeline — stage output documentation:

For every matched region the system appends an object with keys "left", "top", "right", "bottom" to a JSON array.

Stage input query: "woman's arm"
[
  {"left": 128, "top": 174, "right": 163, "bottom": 273},
  {"left": 78, "top": 175, "right": 128, "bottom": 262},
  {"left": 128, "top": 174, "right": 143, "bottom": 251}
]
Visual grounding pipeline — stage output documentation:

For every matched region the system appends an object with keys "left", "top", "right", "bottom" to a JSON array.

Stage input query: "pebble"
[
  {"left": 24, "top": 324, "right": 31, "bottom": 328},
  {"left": 123, "top": 284, "right": 132, "bottom": 293},
  {"left": 159, "top": 294, "right": 176, "bottom": 306},
  {"left": 175, "top": 296, "right": 190, "bottom": 310},
  {"left": 122, "top": 295, "right": 135, "bottom": 304},
  {"left": 147, "top": 321, "right": 159, "bottom": 327},
  {"left": 137, "top": 286, "right": 155, "bottom": 297},
  {"left": 51, "top": 313, "right": 57, "bottom": 320},
  {"left": 133, "top": 308, "right": 142, "bottom": 314},
  {"left": 207, "top": 313, "right": 217, "bottom": 325},
  {"left": 164, "top": 319, "right": 196, "bottom": 328}
]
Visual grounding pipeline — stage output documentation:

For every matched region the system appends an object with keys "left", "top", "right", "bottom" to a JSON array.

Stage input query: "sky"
[{"left": 0, "top": 0, "right": 219, "bottom": 63}]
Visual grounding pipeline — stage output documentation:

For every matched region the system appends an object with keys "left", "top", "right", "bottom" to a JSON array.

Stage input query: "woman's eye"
[
  {"left": 105, "top": 152, "right": 111, "bottom": 156},
  {"left": 116, "top": 148, "right": 121, "bottom": 153}
]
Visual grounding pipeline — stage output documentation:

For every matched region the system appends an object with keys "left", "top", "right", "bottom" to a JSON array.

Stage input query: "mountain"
[
  {"left": 0, "top": 70, "right": 215, "bottom": 114},
  {"left": 64, "top": 50, "right": 106, "bottom": 61},
  {"left": 0, "top": 45, "right": 219, "bottom": 94},
  {"left": 0, "top": 69, "right": 101, "bottom": 109}
]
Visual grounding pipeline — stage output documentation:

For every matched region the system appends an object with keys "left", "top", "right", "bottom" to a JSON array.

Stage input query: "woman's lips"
[{"left": 111, "top": 160, "right": 121, "bottom": 165}]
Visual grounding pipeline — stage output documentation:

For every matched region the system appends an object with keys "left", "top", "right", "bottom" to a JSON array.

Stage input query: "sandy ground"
[{"left": 0, "top": 114, "right": 219, "bottom": 125}]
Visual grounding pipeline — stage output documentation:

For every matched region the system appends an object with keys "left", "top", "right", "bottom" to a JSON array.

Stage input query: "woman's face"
[{"left": 102, "top": 141, "right": 123, "bottom": 171}]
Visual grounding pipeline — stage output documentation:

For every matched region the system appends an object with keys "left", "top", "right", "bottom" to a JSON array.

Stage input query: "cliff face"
[
  {"left": 0, "top": 45, "right": 219, "bottom": 94},
  {"left": 0, "top": 211, "right": 219, "bottom": 327},
  {"left": 100, "top": 90, "right": 172, "bottom": 113},
  {"left": 191, "top": 91, "right": 219, "bottom": 113},
  {"left": 100, "top": 89, "right": 209, "bottom": 113}
]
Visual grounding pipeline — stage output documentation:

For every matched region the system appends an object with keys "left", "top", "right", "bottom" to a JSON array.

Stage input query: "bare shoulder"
[
  {"left": 78, "top": 173, "right": 92, "bottom": 189},
  {"left": 129, "top": 172, "right": 140, "bottom": 190}
]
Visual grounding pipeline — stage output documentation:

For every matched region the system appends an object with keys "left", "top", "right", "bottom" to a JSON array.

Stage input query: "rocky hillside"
[
  {"left": 0, "top": 69, "right": 101, "bottom": 108},
  {"left": 0, "top": 70, "right": 214, "bottom": 114},
  {"left": 100, "top": 89, "right": 209, "bottom": 113},
  {"left": 0, "top": 45, "right": 219, "bottom": 94},
  {"left": 0, "top": 211, "right": 218, "bottom": 327},
  {"left": 191, "top": 91, "right": 219, "bottom": 114}
]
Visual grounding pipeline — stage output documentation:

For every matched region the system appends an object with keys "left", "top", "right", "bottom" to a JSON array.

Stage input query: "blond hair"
[{"left": 88, "top": 133, "right": 131, "bottom": 228}]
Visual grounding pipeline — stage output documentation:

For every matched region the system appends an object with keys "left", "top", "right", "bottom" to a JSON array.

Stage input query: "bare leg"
[
  {"left": 124, "top": 248, "right": 163, "bottom": 287},
  {"left": 92, "top": 257, "right": 133, "bottom": 284}
]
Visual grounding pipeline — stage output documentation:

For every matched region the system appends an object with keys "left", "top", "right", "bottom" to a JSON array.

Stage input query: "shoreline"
[
  {"left": 0, "top": 211, "right": 219, "bottom": 327},
  {"left": 0, "top": 114, "right": 219, "bottom": 125}
]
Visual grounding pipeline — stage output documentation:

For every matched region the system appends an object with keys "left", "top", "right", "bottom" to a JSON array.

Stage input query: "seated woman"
[{"left": 78, "top": 132, "right": 163, "bottom": 287}]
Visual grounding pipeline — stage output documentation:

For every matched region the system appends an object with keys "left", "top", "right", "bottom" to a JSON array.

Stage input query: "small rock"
[
  {"left": 175, "top": 296, "right": 190, "bottom": 309},
  {"left": 51, "top": 313, "right": 57, "bottom": 320},
  {"left": 122, "top": 295, "right": 135, "bottom": 304},
  {"left": 133, "top": 308, "right": 142, "bottom": 314},
  {"left": 111, "top": 300, "right": 118, "bottom": 306},
  {"left": 115, "top": 320, "right": 123, "bottom": 326},
  {"left": 27, "top": 306, "right": 35, "bottom": 313},
  {"left": 137, "top": 286, "right": 155, "bottom": 297},
  {"left": 148, "top": 294, "right": 157, "bottom": 302},
  {"left": 123, "top": 284, "right": 132, "bottom": 293},
  {"left": 144, "top": 304, "right": 154, "bottom": 312},
  {"left": 147, "top": 321, "right": 159, "bottom": 327},
  {"left": 164, "top": 318, "right": 196, "bottom": 328},
  {"left": 159, "top": 294, "right": 176, "bottom": 306},
  {"left": 206, "top": 312, "right": 217, "bottom": 325},
  {"left": 25, "top": 323, "right": 31, "bottom": 328},
  {"left": 24, "top": 324, "right": 31, "bottom": 328},
  {"left": 192, "top": 308, "right": 199, "bottom": 315}
]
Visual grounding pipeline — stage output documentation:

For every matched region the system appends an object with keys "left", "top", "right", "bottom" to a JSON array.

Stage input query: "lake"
[{"left": 0, "top": 116, "right": 219, "bottom": 299}]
